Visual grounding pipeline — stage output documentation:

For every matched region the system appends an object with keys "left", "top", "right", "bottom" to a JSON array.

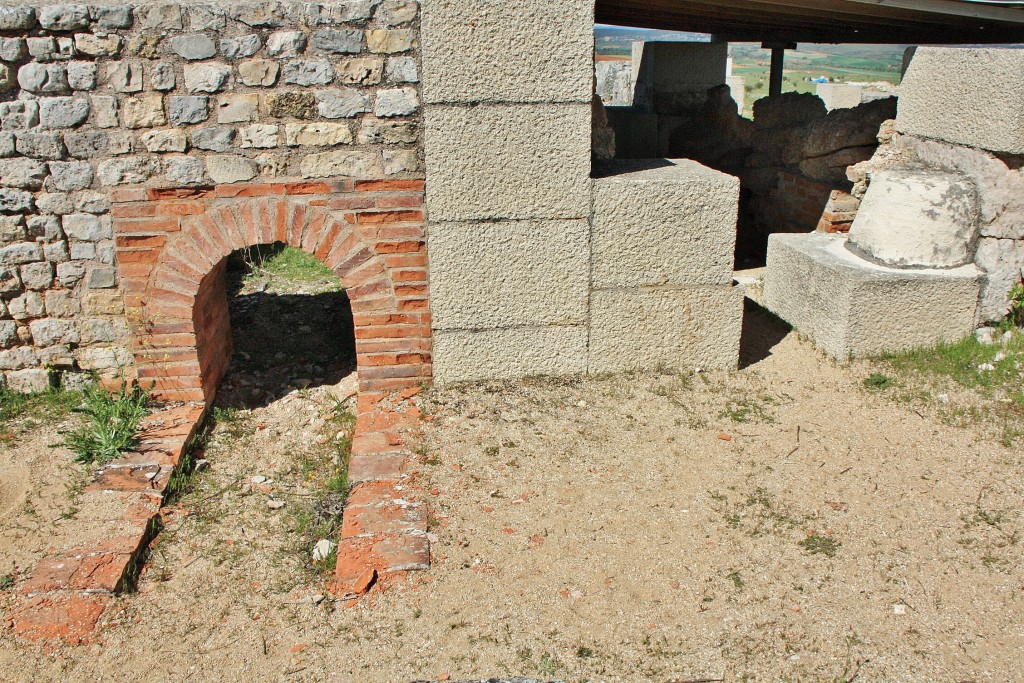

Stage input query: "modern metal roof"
[{"left": 594, "top": 0, "right": 1024, "bottom": 43}]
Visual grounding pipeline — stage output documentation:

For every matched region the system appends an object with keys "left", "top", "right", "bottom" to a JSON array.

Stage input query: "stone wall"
[
  {"left": 422, "top": 0, "right": 595, "bottom": 383},
  {"left": 0, "top": 1, "right": 424, "bottom": 391},
  {"left": 423, "top": 3, "right": 744, "bottom": 383}
]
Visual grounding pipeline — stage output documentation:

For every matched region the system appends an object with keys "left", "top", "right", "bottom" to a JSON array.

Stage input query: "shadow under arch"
[{"left": 123, "top": 189, "right": 431, "bottom": 405}]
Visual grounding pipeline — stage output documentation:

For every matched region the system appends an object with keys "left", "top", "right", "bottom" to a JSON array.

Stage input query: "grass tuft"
[{"left": 63, "top": 383, "right": 150, "bottom": 465}]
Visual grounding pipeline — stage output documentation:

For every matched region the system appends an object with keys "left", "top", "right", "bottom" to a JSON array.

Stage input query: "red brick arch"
[{"left": 112, "top": 181, "right": 431, "bottom": 404}]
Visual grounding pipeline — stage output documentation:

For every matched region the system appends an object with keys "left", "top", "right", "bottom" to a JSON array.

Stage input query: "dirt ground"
[
  {"left": 0, "top": 416, "right": 89, "bottom": 582},
  {"left": 2, "top": 300, "right": 1023, "bottom": 682}
]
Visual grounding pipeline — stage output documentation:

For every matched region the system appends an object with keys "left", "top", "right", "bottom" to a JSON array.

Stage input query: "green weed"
[
  {"left": 863, "top": 372, "right": 893, "bottom": 390},
  {"left": 63, "top": 383, "right": 149, "bottom": 464},
  {"left": 799, "top": 532, "right": 841, "bottom": 558},
  {"left": 0, "top": 574, "right": 13, "bottom": 590}
]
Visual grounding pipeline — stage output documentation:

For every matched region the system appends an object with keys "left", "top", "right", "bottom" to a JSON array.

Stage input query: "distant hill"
[
  {"left": 594, "top": 25, "right": 709, "bottom": 57},
  {"left": 595, "top": 26, "right": 907, "bottom": 70}
]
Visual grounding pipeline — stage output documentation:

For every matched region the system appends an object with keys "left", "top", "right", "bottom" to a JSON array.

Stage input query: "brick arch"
[{"left": 113, "top": 182, "right": 431, "bottom": 404}]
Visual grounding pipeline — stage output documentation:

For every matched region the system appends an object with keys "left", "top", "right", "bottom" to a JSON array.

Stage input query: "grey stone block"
[
  {"left": 170, "top": 96, "right": 210, "bottom": 125},
  {"left": 188, "top": 5, "right": 226, "bottom": 31},
  {"left": 592, "top": 159, "right": 739, "bottom": 288},
  {"left": 169, "top": 34, "right": 218, "bottom": 61},
  {"left": 266, "top": 30, "right": 307, "bottom": 57},
  {"left": 430, "top": 220, "right": 589, "bottom": 331},
  {"left": 20, "top": 262, "right": 53, "bottom": 290},
  {"left": 385, "top": 56, "right": 417, "bottom": 83},
  {"left": 62, "top": 213, "right": 110, "bottom": 241},
  {"left": 432, "top": 326, "right": 588, "bottom": 384},
  {"left": 26, "top": 215, "right": 62, "bottom": 241},
  {"left": 87, "top": 266, "right": 116, "bottom": 289},
  {"left": 312, "top": 28, "right": 362, "bottom": 54},
  {"left": 47, "top": 161, "right": 93, "bottom": 191},
  {"left": 375, "top": 87, "right": 419, "bottom": 117},
  {"left": 64, "top": 130, "right": 108, "bottom": 158},
  {"left": 763, "top": 232, "right": 982, "bottom": 361},
  {"left": 0, "top": 37, "right": 25, "bottom": 62},
  {"left": 39, "top": 97, "right": 90, "bottom": 129},
  {"left": 39, "top": 5, "right": 90, "bottom": 31},
  {"left": 425, "top": 103, "right": 590, "bottom": 221},
  {"left": 192, "top": 126, "right": 235, "bottom": 151},
  {"left": 6, "top": 369, "right": 51, "bottom": 394},
  {"left": 66, "top": 61, "right": 98, "bottom": 90},
  {"left": 92, "top": 6, "right": 133, "bottom": 29},
  {"left": 588, "top": 286, "right": 744, "bottom": 373},
  {"left": 0, "top": 188, "right": 35, "bottom": 213},
  {"left": 422, "top": 0, "right": 592, "bottom": 104},
  {"left": 0, "top": 101, "right": 38, "bottom": 131},
  {"left": 18, "top": 63, "right": 69, "bottom": 94},
  {"left": 0, "top": 158, "right": 48, "bottom": 190},
  {"left": 184, "top": 63, "right": 231, "bottom": 93},
  {"left": 106, "top": 61, "right": 143, "bottom": 93},
  {"left": 205, "top": 155, "right": 258, "bottom": 184},
  {"left": 16, "top": 132, "right": 66, "bottom": 160},
  {"left": 0, "top": 6, "right": 35, "bottom": 31},
  {"left": 220, "top": 34, "right": 261, "bottom": 59},
  {"left": 137, "top": 4, "right": 183, "bottom": 30},
  {"left": 282, "top": 59, "right": 334, "bottom": 86},
  {"left": 0, "top": 242, "right": 41, "bottom": 265},
  {"left": 897, "top": 47, "right": 1024, "bottom": 154},
  {"left": 316, "top": 88, "right": 369, "bottom": 118}
]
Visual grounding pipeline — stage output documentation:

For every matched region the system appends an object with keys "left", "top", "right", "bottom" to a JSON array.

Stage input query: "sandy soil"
[
  {"left": 2, "top": 306, "right": 1023, "bottom": 683},
  {"left": 0, "top": 419, "right": 89, "bottom": 581}
]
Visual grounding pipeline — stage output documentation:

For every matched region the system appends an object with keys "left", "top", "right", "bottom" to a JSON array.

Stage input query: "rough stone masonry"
[{"left": 0, "top": 1, "right": 422, "bottom": 392}]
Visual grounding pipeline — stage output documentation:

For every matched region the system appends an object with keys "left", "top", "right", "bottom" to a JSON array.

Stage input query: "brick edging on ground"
[{"left": 4, "top": 384, "right": 430, "bottom": 643}]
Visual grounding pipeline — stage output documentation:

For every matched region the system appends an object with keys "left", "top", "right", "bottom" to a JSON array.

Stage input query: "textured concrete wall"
[
  {"left": 422, "top": 0, "right": 594, "bottom": 382},
  {"left": 897, "top": 47, "right": 1024, "bottom": 155}
]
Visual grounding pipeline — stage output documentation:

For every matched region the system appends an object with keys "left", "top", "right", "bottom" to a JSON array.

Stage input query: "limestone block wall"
[
  {"left": 422, "top": 0, "right": 594, "bottom": 382},
  {"left": 0, "top": 1, "right": 424, "bottom": 391},
  {"left": 423, "top": 4, "right": 744, "bottom": 383}
]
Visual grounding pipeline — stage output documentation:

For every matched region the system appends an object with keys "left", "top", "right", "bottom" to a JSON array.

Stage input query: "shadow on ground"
[{"left": 739, "top": 298, "right": 792, "bottom": 369}]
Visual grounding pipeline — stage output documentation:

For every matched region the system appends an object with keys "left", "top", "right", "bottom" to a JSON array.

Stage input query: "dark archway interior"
[{"left": 215, "top": 243, "right": 356, "bottom": 410}]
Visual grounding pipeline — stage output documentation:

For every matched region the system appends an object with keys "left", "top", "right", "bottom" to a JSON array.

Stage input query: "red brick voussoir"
[{"left": 4, "top": 403, "right": 205, "bottom": 644}]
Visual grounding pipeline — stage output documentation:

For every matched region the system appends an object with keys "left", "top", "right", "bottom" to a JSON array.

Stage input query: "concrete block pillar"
[
  {"left": 422, "top": 0, "right": 594, "bottom": 383},
  {"left": 632, "top": 41, "right": 728, "bottom": 115}
]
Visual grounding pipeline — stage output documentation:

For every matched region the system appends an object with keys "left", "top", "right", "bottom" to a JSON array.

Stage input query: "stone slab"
[
  {"left": 588, "top": 286, "right": 743, "bottom": 373},
  {"left": 592, "top": 159, "right": 739, "bottom": 288},
  {"left": 421, "top": 0, "right": 592, "bottom": 104},
  {"left": 429, "top": 219, "right": 589, "bottom": 330},
  {"left": 897, "top": 47, "right": 1024, "bottom": 155},
  {"left": 763, "top": 232, "right": 982, "bottom": 361},
  {"left": 424, "top": 103, "right": 590, "bottom": 221},
  {"left": 432, "top": 326, "right": 587, "bottom": 384}
]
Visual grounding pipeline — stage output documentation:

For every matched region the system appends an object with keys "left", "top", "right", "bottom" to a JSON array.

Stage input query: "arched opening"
[
  {"left": 121, "top": 189, "right": 432, "bottom": 407},
  {"left": 213, "top": 243, "right": 356, "bottom": 409}
]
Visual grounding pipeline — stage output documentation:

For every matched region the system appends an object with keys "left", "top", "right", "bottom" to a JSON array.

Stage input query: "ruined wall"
[{"left": 0, "top": 1, "right": 423, "bottom": 392}]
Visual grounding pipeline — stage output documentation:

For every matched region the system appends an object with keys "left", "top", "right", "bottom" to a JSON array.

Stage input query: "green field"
[{"left": 596, "top": 27, "right": 906, "bottom": 102}]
